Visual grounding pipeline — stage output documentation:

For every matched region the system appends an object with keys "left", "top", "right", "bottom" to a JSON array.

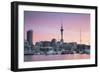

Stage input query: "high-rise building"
[
  {"left": 27, "top": 30, "right": 33, "bottom": 45},
  {"left": 60, "top": 21, "right": 64, "bottom": 43},
  {"left": 51, "top": 38, "right": 57, "bottom": 47}
]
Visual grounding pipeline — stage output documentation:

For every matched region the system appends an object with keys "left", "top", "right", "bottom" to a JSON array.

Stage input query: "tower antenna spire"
[{"left": 61, "top": 18, "right": 63, "bottom": 28}]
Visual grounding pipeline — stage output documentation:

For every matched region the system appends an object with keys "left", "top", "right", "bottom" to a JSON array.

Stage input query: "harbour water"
[{"left": 24, "top": 54, "right": 90, "bottom": 62}]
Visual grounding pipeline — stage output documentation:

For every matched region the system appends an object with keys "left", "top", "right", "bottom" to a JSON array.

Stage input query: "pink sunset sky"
[{"left": 24, "top": 11, "right": 90, "bottom": 45}]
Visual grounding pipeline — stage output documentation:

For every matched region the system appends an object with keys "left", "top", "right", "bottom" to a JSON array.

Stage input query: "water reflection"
[{"left": 24, "top": 54, "right": 90, "bottom": 62}]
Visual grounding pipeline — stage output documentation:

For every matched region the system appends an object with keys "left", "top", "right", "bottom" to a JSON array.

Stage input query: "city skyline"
[{"left": 24, "top": 11, "right": 90, "bottom": 45}]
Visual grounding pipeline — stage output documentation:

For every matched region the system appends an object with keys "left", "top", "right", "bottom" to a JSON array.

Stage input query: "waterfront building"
[{"left": 51, "top": 38, "right": 57, "bottom": 47}]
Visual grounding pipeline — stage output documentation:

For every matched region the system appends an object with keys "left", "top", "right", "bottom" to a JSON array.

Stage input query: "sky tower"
[{"left": 60, "top": 20, "right": 64, "bottom": 43}]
